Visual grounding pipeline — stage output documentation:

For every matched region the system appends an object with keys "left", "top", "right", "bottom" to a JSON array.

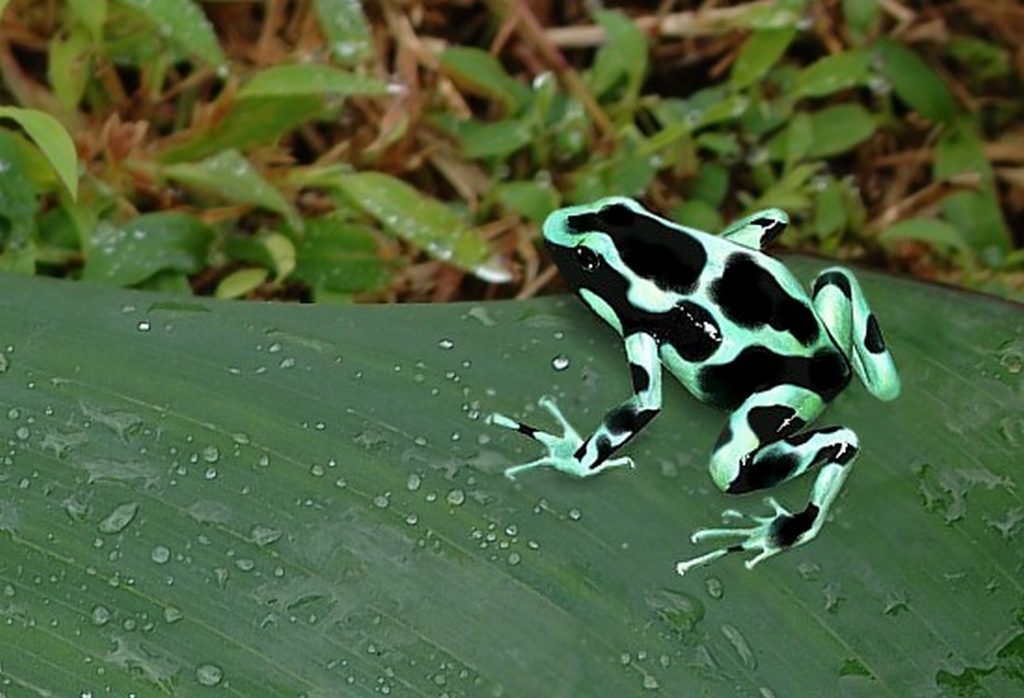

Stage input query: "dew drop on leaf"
[
  {"left": 98, "top": 502, "right": 139, "bottom": 534},
  {"left": 196, "top": 663, "right": 223, "bottom": 686}
]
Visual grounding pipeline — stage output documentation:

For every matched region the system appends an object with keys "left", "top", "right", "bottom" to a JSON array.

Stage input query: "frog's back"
[{"left": 671, "top": 235, "right": 851, "bottom": 409}]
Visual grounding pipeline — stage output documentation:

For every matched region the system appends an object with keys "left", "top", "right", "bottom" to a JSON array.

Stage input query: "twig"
[{"left": 543, "top": 1, "right": 773, "bottom": 48}]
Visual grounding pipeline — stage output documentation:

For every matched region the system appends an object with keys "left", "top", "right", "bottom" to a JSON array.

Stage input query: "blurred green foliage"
[{"left": 0, "top": 0, "right": 1021, "bottom": 300}]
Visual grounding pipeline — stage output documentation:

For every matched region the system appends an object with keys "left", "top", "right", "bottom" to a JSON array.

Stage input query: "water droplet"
[
  {"left": 551, "top": 354, "right": 570, "bottom": 371},
  {"left": 406, "top": 473, "right": 422, "bottom": 491},
  {"left": 235, "top": 558, "right": 255, "bottom": 572},
  {"left": 250, "top": 525, "right": 282, "bottom": 547},
  {"left": 438, "top": 338, "right": 455, "bottom": 350},
  {"left": 405, "top": 512, "right": 419, "bottom": 526},
  {"left": 14, "top": 425, "right": 29, "bottom": 440},
  {"left": 705, "top": 576, "right": 724, "bottom": 599},
  {"left": 202, "top": 445, "right": 220, "bottom": 463},
  {"left": 279, "top": 357, "right": 296, "bottom": 369},
  {"left": 645, "top": 588, "right": 704, "bottom": 639},
  {"left": 91, "top": 605, "right": 111, "bottom": 626},
  {"left": 137, "top": 320, "right": 151, "bottom": 332},
  {"left": 721, "top": 624, "right": 756, "bottom": 670},
  {"left": 7, "top": 407, "right": 20, "bottom": 420},
  {"left": 204, "top": 467, "right": 218, "bottom": 480},
  {"left": 374, "top": 493, "right": 390, "bottom": 509},
  {"left": 98, "top": 502, "right": 139, "bottom": 534},
  {"left": 507, "top": 552, "right": 521, "bottom": 566},
  {"left": 643, "top": 673, "right": 660, "bottom": 690},
  {"left": 310, "top": 464, "right": 325, "bottom": 477},
  {"left": 446, "top": 489, "right": 465, "bottom": 506},
  {"left": 150, "top": 546, "right": 170, "bottom": 564},
  {"left": 196, "top": 663, "right": 223, "bottom": 686},
  {"left": 258, "top": 453, "right": 270, "bottom": 467},
  {"left": 164, "top": 606, "right": 183, "bottom": 624},
  {"left": 568, "top": 507, "right": 582, "bottom": 521}
]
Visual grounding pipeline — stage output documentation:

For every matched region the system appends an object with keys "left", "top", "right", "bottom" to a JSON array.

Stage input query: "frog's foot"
[
  {"left": 675, "top": 497, "right": 819, "bottom": 576},
  {"left": 488, "top": 397, "right": 634, "bottom": 479}
]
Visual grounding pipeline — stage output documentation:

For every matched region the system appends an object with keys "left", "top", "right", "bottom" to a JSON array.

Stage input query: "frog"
[{"left": 489, "top": 197, "right": 900, "bottom": 575}]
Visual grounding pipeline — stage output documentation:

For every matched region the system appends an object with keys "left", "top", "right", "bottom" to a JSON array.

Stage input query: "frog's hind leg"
[
  {"left": 676, "top": 385, "right": 859, "bottom": 575},
  {"left": 812, "top": 267, "right": 900, "bottom": 401}
]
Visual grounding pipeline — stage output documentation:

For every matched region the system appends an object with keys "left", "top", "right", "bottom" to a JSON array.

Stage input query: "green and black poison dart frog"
[{"left": 489, "top": 197, "right": 900, "bottom": 575}]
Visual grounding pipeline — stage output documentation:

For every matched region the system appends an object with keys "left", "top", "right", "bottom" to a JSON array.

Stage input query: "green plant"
[{"left": 0, "top": 1, "right": 1021, "bottom": 300}]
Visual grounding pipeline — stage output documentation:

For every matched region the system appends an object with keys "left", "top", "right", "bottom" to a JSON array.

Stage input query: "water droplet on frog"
[
  {"left": 406, "top": 473, "right": 421, "bottom": 491},
  {"left": 551, "top": 354, "right": 570, "bottom": 371},
  {"left": 196, "top": 663, "right": 223, "bottom": 686},
  {"left": 150, "top": 545, "right": 170, "bottom": 564},
  {"left": 98, "top": 502, "right": 139, "bottom": 534},
  {"left": 446, "top": 489, "right": 465, "bottom": 506},
  {"left": 721, "top": 623, "right": 756, "bottom": 670},
  {"left": 137, "top": 320, "right": 151, "bottom": 332}
]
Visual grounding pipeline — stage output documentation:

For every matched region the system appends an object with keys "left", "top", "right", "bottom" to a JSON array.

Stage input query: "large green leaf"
[{"left": 0, "top": 259, "right": 1021, "bottom": 696}]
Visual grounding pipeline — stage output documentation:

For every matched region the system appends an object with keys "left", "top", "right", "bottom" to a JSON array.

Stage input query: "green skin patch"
[{"left": 490, "top": 197, "right": 900, "bottom": 575}]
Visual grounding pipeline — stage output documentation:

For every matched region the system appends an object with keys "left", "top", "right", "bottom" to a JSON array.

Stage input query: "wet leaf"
[
  {"left": 330, "top": 171, "right": 510, "bottom": 283},
  {"left": 115, "top": 0, "right": 225, "bottom": 69},
  {"left": 313, "top": 0, "right": 373, "bottom": 66},
  {"left": 0, "top": 260, "right": 1020, "bottom": 695},
  {"left": 82, "top": 212, "right": 214, "bottom": 286}
]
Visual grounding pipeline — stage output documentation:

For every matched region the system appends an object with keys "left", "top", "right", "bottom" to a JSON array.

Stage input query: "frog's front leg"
[
  {"left": 676, "top": 385, "right": 859, "bottom": 575},
  {"left": 489, "top": 332, "right": 662, "bottom": 479}
]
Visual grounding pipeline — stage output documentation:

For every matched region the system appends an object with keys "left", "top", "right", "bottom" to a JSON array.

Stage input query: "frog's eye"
[{"left": 574, "top": 246, "right": 601, "bottom": 271}]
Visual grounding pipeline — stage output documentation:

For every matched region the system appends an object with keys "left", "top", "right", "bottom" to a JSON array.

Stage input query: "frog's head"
[{"left": 541, "top": 196, "right": 644, "bottom": 296}]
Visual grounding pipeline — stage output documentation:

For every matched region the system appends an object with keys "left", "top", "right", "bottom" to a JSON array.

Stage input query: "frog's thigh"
[
  {"left": 707, "top": 385, "right": 824, "bottom": 492},
  {"left": 812, "top": 267, "right": 900, "bottom": 401}
]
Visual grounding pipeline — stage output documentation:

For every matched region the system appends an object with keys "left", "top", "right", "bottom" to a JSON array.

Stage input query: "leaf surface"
[{"left": 0, "top": 259, "right": 1021, "bottom": 696}]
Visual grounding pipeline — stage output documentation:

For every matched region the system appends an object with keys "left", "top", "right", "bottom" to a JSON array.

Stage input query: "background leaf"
[
  {"left": 0, "top": 106, "right": 79, "bottom": 199},
  {"left": 875, "top": 39, "right": 957, "bottom": 123},
  {"left": 237, "top": 64, "right": 387, "bottom": 100},
  {"left": 313, "top": 0, "right": 373, "bottom": 66},
  {"left": 82, "top": 212, "right": 214, "bottom": 286},
  {"left": 0, "top": 260, "right": 1021, "bottom": 696},
  {"left": 114, "top": 0, "right": 225, "bottom": 69},
  {"left": 331, "top": 171, "right": 510, "bottom": 283},
  {"left": 731, "top": 28, "right": 797, "bottom": 89},
  {"left": 161, "top": 149, "right": 299, "bottom": 228}
]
